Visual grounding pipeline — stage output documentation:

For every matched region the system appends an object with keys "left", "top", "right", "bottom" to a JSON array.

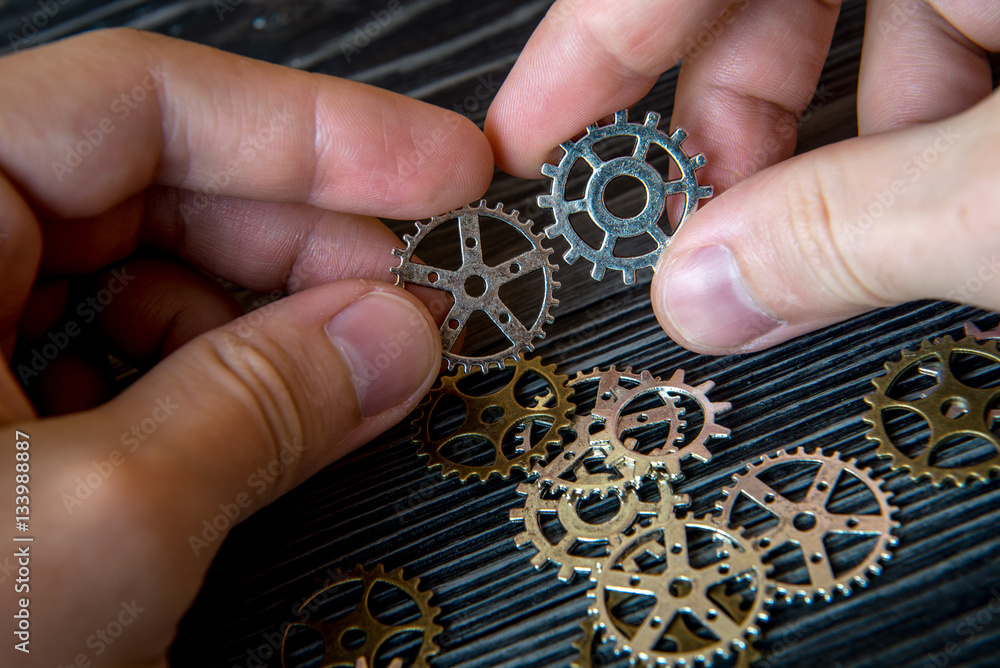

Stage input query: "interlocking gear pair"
[{"left": 392, "top": 109, "right": 711, "bottom": 372}]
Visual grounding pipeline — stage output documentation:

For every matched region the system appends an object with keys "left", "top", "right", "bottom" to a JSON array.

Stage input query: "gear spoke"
[
  {"left": 493, "top": 305, "right": 531, "bottom": 346},
  {"left": 805, "top": 459, "right": 842, "bottom": 507},
  {"left": 727, "top": 475, "right": 800, "bottom": 521},
  {"left": 458, "top": 210, "right": 483, "bottom": 265},
  {"left": 799, "top": 533, "right": 835, "bottom": 587},
  {"left": 663, "top": 179, "right": 687, "bottom": 196},
  {"left": 689, "top": 597, "right": 744, "bottom": 645},
  {"left": 831, "top": 513, "right": 888, "bottom": 535},
  {"left": 439, "top": 303, "right": 474, "bottom": 352},
  {"left": 496, "top": 249, "right": 548, "bottom": 284},
  {"left": 394, "top": 262, "right": 458, "bottom": 289}
]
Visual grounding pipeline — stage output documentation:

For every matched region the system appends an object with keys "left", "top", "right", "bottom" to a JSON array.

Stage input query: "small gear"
[
  {"left": 392, "top": 200, "right": 559, "bottom": 372},
  {"left": 714, "top": 450, "right": 899, "bottom": 603},
  {"left": 538, "top": 109, "right": 712, "bottom": 284},
  {"left": 412, "top": 356, "right": 574, "bottom": 483},
  {"left": 588, "top": 521, "right": 771, "bottom": 667},
  {"left": 530, "top": 414, "right": 645, "bottom": 498},
  {"left": 510, "top": 476, "right": 688, "bottom": 582},
  {"left": 965, "top": 322, "right": 1000, "bottom": 341},
  {"left": 863, "top": 335, "right": 1000, "bottom": 485},
  {"left": 281, "top": 564, "right": 442, "bottom": 668},
  {"left": 588, "top": 368, "right": 731, "bottom": 478}
]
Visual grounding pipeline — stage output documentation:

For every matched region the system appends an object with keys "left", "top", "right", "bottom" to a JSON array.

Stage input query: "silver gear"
[
  {"left": 713, "top": 449, "right": 900, "bottom": 603},
  {"left": 510, "top": 476, "right": 688, "bottom": 582},
  {"left": 392, "top": 200, "right": 559, "bottom": 372},
  {"left": 538, "top": 109, "right": 712, "bottom": 284},
  {"left": 588, "top": 521, "right": 771, "bottom": 667}
]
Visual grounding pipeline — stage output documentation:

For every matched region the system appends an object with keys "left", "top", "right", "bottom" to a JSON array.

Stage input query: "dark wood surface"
[{"left": 4, "top": 1, "right": 1000, "bottom": 667}]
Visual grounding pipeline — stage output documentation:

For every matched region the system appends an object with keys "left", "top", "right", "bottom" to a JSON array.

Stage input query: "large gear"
[
  {"left": 588, "top": 368, "right": 731, "bottom": 477},
  {"left": 413, "top": 356, "right": 574, "bottom": 483},
  {"left": 538, "top": 109, "right": 712, "bottom": 284},
  {"left": 588, "top": 521, "right": 771, "bottom": 667},
  {"left": 281, "top": 564, "right": 442, "bottom": 668},
  {"left": 510, "top": 476, "right": 688, "bottom": 582},
  {"left": 714, "top": 450, "right": 899, "bottom": 603},
  {"left": 392, "top": 200, "right": 559, "bottom": 372},
  {"left": 863, "top": 335, "right": 1000, "bottom": 485}
]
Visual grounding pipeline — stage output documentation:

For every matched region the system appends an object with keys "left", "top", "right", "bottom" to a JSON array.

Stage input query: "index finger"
[
  {"left": 485, "top": 0, "right": 731, "bottom": 178},
  {"left": 0, "top": 28, "right": 493, "bottom": 220}
]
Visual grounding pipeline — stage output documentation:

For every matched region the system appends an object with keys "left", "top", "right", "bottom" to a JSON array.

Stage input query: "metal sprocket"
[
  {"left": 863, "top": 335, "right": 1000, "bottom": 486},
  {"left": 538, "top": 109, "right": 712, "bottom": 284},
  {"left": 413, "top": 356, "right": 574, "bottom": 483},
  {"left": 588, "top": 521, "right": 771, "bottom": 667},
  {"left": 510, "top": 476, "right": 688, "bottom": 582},
  {"left": 392, "top": 200, "right": 559, "bottom": 372},
  {"left": 714, "top": 450, "right": 899, "bottom": 603},
  {"left": 281, "top": 564, "right": 442, "bottom": 668}
]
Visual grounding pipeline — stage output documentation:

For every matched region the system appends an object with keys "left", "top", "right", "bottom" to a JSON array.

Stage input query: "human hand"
[
  {"left": 0, "top": 28, "right": 491, "bottom": 666},
  {"left": 486, "top": 0, "right": 999, "bottom": 354}
]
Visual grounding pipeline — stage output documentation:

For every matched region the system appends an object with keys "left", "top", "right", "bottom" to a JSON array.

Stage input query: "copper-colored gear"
[
  {"left": 510, "top": 476, "right": 688, "bottom": 582},
  {"left": 863, "top": 335, "right": 1000, "bottom": 486},
  {"left": 281, "top": 564, "right": 442, "bottom": 668},
  {"left": 713, "top": 449, "right": 899, "bottom": 604},
  {"left": 588, "top": 521, "right": 771, "bottom": 667},
  {"left": 412, "top": 356, "right": 575, "bottom": 483},
  {"left": 965, "top": 321, "right": 1000, "bottom": 341}
]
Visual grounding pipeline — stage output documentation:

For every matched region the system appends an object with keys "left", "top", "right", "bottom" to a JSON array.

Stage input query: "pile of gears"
[{"left": 279, "top": 111, "right": 1000, "bottom": 667}]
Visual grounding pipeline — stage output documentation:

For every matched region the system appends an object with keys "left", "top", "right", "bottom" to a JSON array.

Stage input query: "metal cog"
[
  {"left": 863, "top": 335, "right": 1000, "bottom": 485},
  {"left": 510, "top": 476, "right": 688, "bottom": 582},
  {"left": 538, "top": 109, "right": 713, "bottom": 284},
  {"left": 965, "top": 322, "right": 1000, "bottom": 341},
  {"left": 281, "top": 564, "right": 442, "bottom": 668},
  {"left": 412, "top": 356, "right": 574, "bottom": 483},
  {"left": 530, "top": 413, "right": 645, "bottom": 498},
  {"left": 392, "top": 200, "right": 559, "bottom": 372},
  {"left": 713, "top": 449, "right": 900, "bottom": 604},
  {"left": 588, "top": 521, "right": 771, "bottom": 667}
]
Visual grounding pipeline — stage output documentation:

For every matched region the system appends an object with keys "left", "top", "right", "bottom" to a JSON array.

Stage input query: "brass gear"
[
  {"left": 509, "top": 476, "right": 688, "bottom": 582},
  {"left": 714, "top": 450, "right": 899, "bottom": 603},
  {"left": 413, "top": 356, "right": 574, "bottom": 483},
  {"left": 588, "top": 521, "right": 771, "bottom": 667},
  {"left": 281, "top": 564, "right": 442, "bottom": 668},
  {"left": 863, "top": 335, "right": 1000, "bottom": 486}
]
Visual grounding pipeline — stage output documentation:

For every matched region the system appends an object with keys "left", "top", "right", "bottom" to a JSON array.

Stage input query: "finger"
[
  {"left": 0, "top": 172, "right": 42, "bottom": 336},
  {"left": 859, "top": 0, "right": 993, "bottom": 134},
  {"left": 651, "top": 90, "right": 998, "bottom": 355},
  {"left": 672, "top": 0, "right": 843, "bottom": 193},
  {"left": 0, "top": 28, "right": 492, "bottom": 220},
  {"left": 18, "top": 279, "right": 442, "bottom": 663},
  {"left": 485, "top": 0, "right": 732, "bottom": 178},
  {"left": 92, "top": 258, "right": 244, "bottom": 360}
]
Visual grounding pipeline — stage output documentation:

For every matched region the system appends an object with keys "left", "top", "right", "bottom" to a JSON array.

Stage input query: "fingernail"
[
  {"left": 660, "top": 246, "right": 782, "bottom": 350},
  {"left": 326, "top": 292, "right": 438, "bottom": 418}
]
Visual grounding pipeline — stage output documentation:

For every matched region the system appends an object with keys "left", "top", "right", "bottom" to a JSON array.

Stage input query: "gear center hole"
[
  {"left": 340, "top": 627, "right": 367, "bottom": 651},
  {"left": 464, "top": 275, "right": 487, "bottom": 298},
  {"left": 792, "top": 512, "right": 817, "bottom": 532},
  {"left": 941, "top": 396, "right": 970, "bottom": 420},
  {"left": 603, "top": 174, "right": 647, "bottom": 219},
  {"left": 668, "top": 577, "right": 692, "bottom": 598}
]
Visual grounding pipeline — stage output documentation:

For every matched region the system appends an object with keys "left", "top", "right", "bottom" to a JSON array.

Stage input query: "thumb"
[
  {"left": 18, "top": 279, "right": 440, "bottom": 665},
  {"left": 652, "top": 90, "right": 1000, "bottom": 355}
]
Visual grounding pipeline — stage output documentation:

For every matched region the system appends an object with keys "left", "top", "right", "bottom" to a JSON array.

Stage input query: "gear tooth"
[
  {"left": 670, "top": 127, "right": 688, "bottom": 144},
  {"left": 540, "top": 164, "right": 558, "bottom": 179},
  {"left": 644, "top": 110, "right": 661, "bottom": 127},
  {"left": 621, "top": 267, "right": 636, "bottom": 285},
  {"left": 614, "top": 109, "right": 629, "bottom": 125},
  {"left": 691, "top": 153, "right": 707, "bottom": 169},
  {"left": 591, "top": 263, "right": 607, "bottom": 281},
  {"left": 557, "top": 564, "right": 575, "bottom": 581},
  {"left": 564, "top": 249, "right": 580, "bottom": 264}
]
